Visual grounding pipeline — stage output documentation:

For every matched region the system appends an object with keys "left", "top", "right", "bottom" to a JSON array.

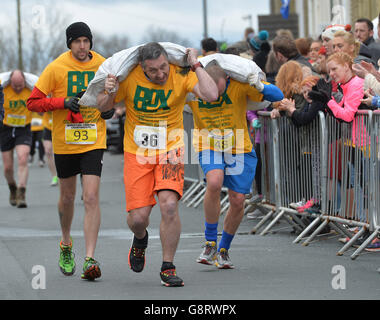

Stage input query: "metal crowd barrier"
[
  {"left": 251, "top": 111, "right": 323, "bottom": 236},
  {"left": 301, "top": 111, "right": 373, "bottom": 260},
  {"left": 252, "top": 110, "right": 379, "bottom": 259}
]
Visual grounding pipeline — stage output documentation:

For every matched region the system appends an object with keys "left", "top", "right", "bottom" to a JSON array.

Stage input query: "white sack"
[
  {"left": 79, "top": 42, "right": 188, "bottom": 107},
  {"left": 198, "top": 53, "right": 265, "bottom": 83}
]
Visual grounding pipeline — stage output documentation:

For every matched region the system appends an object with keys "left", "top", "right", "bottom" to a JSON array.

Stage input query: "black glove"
[
  {"left": 101, "top": 108, "right": 115, "bottom": 120},
  {"left": 76, "top": 90, "right": 86, "bottom": 99},
  {"left": 316, "top": 78, "right": 332, "bottom": 102},
  {"left": 64, "top": 97, "right": 80, "bottom": 113},
  {"left": 308, "top": 90, "right": 330, "bottom": 104}
]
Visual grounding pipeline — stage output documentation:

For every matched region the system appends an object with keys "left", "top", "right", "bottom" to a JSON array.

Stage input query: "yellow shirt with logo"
[
  {"left": 35, "top": 51, "right": 106, "bottom": 154},
  {"left": 3, "top": 86, "right": 32, "bottom": 127},
  {"left": 31, "top": 112, "right": 44, "bottom": 132},
  {"left": 188, "top": 80, "right": 263, "bottom": 154},
  {"left": 115, "top": 65, "right": 198, "bottom": 156}
]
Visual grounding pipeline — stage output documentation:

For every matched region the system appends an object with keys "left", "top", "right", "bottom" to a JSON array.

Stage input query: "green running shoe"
[
  {"left": 50, "top": 176, "right": 59, "bottom": 187},
  {"left": 81, "top": 257, "right": 101, "bottom": 280},
  {"left": 59, "top": 240, "right": 75, "bottom": 276}
]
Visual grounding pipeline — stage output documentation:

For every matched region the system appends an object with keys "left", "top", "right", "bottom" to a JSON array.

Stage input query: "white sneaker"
[
  {"left": 215, "top": 248, "right": 234, "bottom": 269},
  {"left": 246, "top": 209, "right": 264, "bottom": 220}
]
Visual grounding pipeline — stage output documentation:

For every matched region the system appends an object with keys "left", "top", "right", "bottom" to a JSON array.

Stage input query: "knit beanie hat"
[
  {"left": 66, "top": 22, "right": 93, "bottom": 49},
  {"left": 249, "top": 30, "right": 269, "bottom": 51}
]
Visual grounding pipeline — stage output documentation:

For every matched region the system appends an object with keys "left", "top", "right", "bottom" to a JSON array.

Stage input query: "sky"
[{"left": 1, "top": 0, "right": 270, "bottom": 48}]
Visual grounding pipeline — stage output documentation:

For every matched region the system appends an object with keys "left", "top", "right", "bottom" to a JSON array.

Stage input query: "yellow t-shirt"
[
  {"left": 31, "top": 112, "right": 44, "bottom": 132},
  {"left": 3, "top": 86, "right": 32, "bottom": 127},
  {"left": 35, "top": 51, "right": 106, "bottom": 154},
  {"left": 115, "top": 65, "right": 198, "bottom": 156},
  {"left": 42, "top": 111, "right": 53, "bottom": 131},
  {"left": 189, "top": 80, "right": 263, "bottom": 154}
]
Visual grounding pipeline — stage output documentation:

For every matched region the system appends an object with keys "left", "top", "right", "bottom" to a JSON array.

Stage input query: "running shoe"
[
  {"left": 128, "top": 242, "right": 146, "bottom": 273},
  {"left": 160, "top": 268, "right": 184, "bottom": 287},
  {"left": 289, "top": 199, "right": 306, "bottom": 210},
  {"left": 50, "top": 176, "right": 58, "bottom": 187},
  {"left": 215, "top": 248, "right": 235, "bottom": 269},
  {"left": 246, "top": 208, "right": 264, "bottom": 220},
  {"left": 59, "top": 240, "right": 75, "bottom": 276},
  {"left": 8, "top": 183, "right": 17, "bottom": 206},
  {"left": 196, "top": 241, "right": 217, "bottom": 265},
  {"left": 297, "top": 199, "right": 316, "bottom": 213},
  {"left": 245, "top": 194, "right": 263, "bottom": 205},
  {"left": 364, "top": 238, "right": 380, "bottom": 252},
  {"left": 81, "top": 257, "right": 101, "bottom": 280},
  {"left": 16, "top": 187, "right": 27, "bottom": 208}
]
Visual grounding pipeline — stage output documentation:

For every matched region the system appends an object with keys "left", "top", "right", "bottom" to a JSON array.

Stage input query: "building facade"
[{"left": 270, "top": 0, "right": 380, "bottom": 39}]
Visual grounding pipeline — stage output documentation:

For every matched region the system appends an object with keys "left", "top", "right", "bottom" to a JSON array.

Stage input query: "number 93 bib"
[{"left": 65, "top": 123, "right": 97, "bottom": 145}]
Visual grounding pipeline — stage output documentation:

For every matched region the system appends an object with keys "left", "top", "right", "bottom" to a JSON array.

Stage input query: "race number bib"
[
  {"left": 134, "top": 125, "right": 167, "bottom": 150},
  {"left": 208, "top": 131, "right": 235, "bottom": 152},
  {"left": 31, "top": 118, "right": 43, "bottom": 127},
  {"left": 7, "top": 114, "right": 26, "bottom": 127},
  {"left": 65, "top": 123, "right": 97, "bottom": 145}
]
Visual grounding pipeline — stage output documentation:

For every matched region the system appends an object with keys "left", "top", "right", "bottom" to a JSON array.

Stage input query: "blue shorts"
[{"left": 198, "top": 149, "right": 257, "bottom": 194}]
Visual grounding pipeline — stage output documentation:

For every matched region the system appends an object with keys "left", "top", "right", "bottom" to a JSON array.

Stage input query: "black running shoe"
[
  {"left": 128, "top": 246, "right": 146, "bottom": 272},
  {"left": 160, "top": 268, "right": 184, "bottom": 287}
]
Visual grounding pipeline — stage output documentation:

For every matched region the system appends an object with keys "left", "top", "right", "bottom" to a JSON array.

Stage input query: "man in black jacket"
[
  {"left": 355, "top": 18, "right": 380, "bottom": 64},
  {"left": 272, "top": 35, "right": 314, "bottom": 77}
]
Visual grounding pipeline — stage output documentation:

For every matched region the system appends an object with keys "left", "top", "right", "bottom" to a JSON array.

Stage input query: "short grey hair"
[{"left": 138, "top": 42, "right": 169, "bottom": 67}]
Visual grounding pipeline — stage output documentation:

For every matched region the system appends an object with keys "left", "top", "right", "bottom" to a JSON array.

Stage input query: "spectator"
[
  {"left": 332, "top": 30, "right": 377, "bottom": 66},
  {"left": 352, "top": 60, "right": 380, "bottom": 95},
  {"left": 295, "top": 37, "right": 312, "bottom": 59},
  {"left": 354, "top": 18, "right": 380, "bottom": 64},
  {"left": 313, "top": 46, "right": 328, "bottom": 78},
  {"left": 321, "top": 24, "right": 352, "bottom": 57},
  {"left": 278, "top": 75, "right": 323, "bottom": 126},
  {"left": 272, "top": 35, "right": 313, "bottom": 78},
  {"left": 201, "top": 37, "right": 218, "bottom": 57},
  {"left": 270, "top": 61, "right": 306, "bottom": 119},
  {"left": 276, "top": 29, "right": 294, "bottom": 39},
  {"left": 249, "top": 30, "right": 271, "bottom": 71},
  {"left": 264, "top": 50, "right": 281, "bottom": 84},
  {"left": 309, "top": 40, "right": 322, "bottom": 64},
  {"left": 325, "top": 52, "right": 364, "bottom": 123},
  {"left": 244, "top": 27, "right": 255, "bottom": 41}
]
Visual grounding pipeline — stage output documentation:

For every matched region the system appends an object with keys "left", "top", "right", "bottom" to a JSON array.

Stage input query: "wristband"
[{"left": 191, "top": 62, "right": 202, "bottom": 72}]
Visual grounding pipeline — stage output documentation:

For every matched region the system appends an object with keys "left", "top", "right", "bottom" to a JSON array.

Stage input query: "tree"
[
  {"left": 92, "top": 33, "right": 130, "bottom": 58},
  {"left": 141, "top": 25, "right": 193, "bottom": 47}
]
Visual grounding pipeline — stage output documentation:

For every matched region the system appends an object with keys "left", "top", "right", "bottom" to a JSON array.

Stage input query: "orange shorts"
[{"left": 124, "top": 148, "right": 185, "bottom": 212}]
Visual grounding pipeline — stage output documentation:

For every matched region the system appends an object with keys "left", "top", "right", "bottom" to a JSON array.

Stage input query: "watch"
[{"left": 191, "top": 62, "right": 202, "bottom": 72}]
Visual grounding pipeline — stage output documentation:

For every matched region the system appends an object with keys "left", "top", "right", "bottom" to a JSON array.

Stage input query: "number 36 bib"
[
  {"left": 65, "top": 123, "right": 97, "bottom": 145},
  {"left": 134, "top": 125, "right": 167, "bottom": 150}
]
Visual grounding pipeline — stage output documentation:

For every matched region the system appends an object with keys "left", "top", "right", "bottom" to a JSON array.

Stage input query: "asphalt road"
[{"left": 0, "top": 151, "right": 379, "bottom": 302}]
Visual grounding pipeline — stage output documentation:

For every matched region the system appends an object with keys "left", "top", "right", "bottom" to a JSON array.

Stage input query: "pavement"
[{"left": 0, "top": 150, "right": 379, "bottom": 302}]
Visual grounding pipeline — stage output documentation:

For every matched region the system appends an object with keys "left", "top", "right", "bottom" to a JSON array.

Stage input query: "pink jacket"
[{"left": 327, "top": 76, "right": 367, "bottom": 146}]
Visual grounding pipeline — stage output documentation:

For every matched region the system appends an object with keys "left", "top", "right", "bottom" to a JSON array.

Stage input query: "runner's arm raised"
[
  {"left": 187, "top": 48, "right": 218, "bottom": 102},
  {"left": 97, "top": 74, "right": 119, "bottom": 113}
]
